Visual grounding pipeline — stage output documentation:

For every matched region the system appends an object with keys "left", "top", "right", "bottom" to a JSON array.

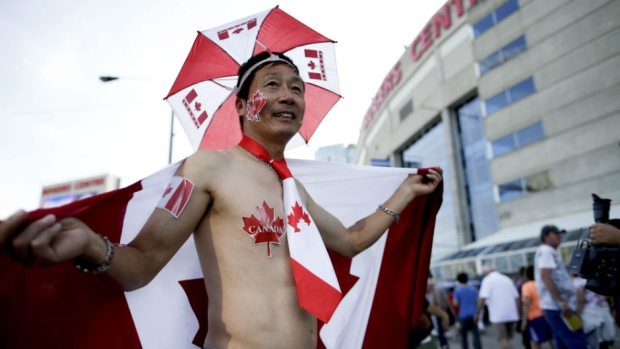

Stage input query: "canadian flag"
[
  {"left": 157, "top": 176, "right": 194, "bottom": 218},
  {"left": 0, "top": 159, "right": 441, "bottom": 349}
]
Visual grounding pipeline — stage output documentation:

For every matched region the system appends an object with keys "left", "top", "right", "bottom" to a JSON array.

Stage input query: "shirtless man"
[{"left": 0, "top": 51, "right": 442, "bottom": 349}]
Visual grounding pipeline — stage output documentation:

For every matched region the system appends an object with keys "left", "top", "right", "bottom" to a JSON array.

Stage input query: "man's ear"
[{"left": 235, "top": 98, "right": 246, "bottom": 117}]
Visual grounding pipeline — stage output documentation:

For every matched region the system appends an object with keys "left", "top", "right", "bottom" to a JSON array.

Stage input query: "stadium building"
[{"left": 355, "top": 0, "right": 620, "bottom": 279}]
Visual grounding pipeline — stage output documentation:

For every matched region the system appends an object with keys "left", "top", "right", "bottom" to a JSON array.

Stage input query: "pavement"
[{"left": 424, "top": 323, "right": 620, "bottom": 349}]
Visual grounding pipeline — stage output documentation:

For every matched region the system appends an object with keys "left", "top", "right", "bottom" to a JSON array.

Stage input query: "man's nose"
[{"left": 277, "top": 87, "right": 295, "bottom": 103}]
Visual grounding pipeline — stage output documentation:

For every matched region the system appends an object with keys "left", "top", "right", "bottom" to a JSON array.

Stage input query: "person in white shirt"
[
  {"left": 534, "top": 224, "right": 587, "bottom": 349},
  {"left": 474, "top": 263, "right": 520, "bottom": 349}
]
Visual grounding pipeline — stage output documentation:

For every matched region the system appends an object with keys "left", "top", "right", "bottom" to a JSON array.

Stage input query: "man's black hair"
[
  {"left": 525, "top": 264, "right": 534, "bottom": 281},
  {"left": 456, "top": 272, "right": 468, "bottom": 284},
  {"left": 235, "top": 51, "right": 299, "bottom": 100}
]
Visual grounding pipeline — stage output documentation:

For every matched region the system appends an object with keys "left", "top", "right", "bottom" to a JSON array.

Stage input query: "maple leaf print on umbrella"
[
  {"left": 164, "top": 6, "right": 341, "bottom": 150},
  {"left": 241, "top": 200, "right": 285, "bottom": 257}
]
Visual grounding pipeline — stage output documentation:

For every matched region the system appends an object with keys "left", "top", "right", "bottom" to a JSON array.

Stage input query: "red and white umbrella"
[{"left": 164, "top": 6, "right": 341, "bottom": 150}]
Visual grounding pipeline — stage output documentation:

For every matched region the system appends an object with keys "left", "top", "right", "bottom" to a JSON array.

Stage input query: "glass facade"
[
  {"left": 473, "top": 0, "right": 520, "bottom": 38},
  {"left": 479, "top": 36, "right": 527, "bottom": 75},
  {"left": 484, "top": 77, "right": 536, "bottom": 115},
  {"left": 492, "top": 122, "right": 545, "bottom": 157},
  {"left": 498, "top": 170, "right": 554, "bottom": 202},
  {"left": 401, "top": 121, "right": 459, "bottom": 254},
  {"left": 456, "top": 97, "right": 499, "bottom": 241}
]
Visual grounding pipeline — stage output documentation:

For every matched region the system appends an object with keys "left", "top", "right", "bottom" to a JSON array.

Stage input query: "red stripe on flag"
[
  {"left": 308, "top": 72, "right": 323, "bottom": 80},
  {"left": 304, "top": 49, "right": 318, "bottom": 58},
  {"left": 290, "top": 258, "right": 342, "bottom": 323},
  {"left": 196, "top": 110, "right": 209, "bottom": 127},
  {"left": 362, "top": 183, "right": 443, "bottom": 348},
  {"left": 185, "top": 89, "right": 198, "bottom": 104},
  {"left": 1, "top": 182, "right": 145, "bottom": 349},
  {"left": 217, "top": 30, "right": 229, "bottom": 40}
]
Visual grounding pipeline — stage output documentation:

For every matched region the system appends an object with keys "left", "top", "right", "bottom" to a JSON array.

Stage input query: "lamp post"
[{"left": 99, "top": 76, "right": 174, "bottom": 164}]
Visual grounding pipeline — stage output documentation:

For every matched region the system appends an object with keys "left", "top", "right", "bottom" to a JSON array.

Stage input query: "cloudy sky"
[{"left": 0, "top": 0, "right": 445, "bottom": 216}]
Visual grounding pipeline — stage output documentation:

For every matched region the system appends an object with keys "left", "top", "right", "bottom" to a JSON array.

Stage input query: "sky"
[{"left": 0, "top": 0, "right": 445, "bottom": 217}]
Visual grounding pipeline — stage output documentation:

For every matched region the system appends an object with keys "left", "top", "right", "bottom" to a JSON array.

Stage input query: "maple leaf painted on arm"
[{"left": 287, "top": 201, "right": 311, "bottom": 233}]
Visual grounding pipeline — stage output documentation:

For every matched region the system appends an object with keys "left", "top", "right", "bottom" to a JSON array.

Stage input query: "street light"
[{"left": 99, "top": 75, "right": 174, "bottom": 164}]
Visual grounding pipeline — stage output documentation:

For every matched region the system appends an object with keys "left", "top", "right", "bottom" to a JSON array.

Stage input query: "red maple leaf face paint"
[
  {"left": 246, "top": 90, "right": 267, "bottom": 121},
  {"left": 241, "top": 200, "right": 285, "bottom": 257}
]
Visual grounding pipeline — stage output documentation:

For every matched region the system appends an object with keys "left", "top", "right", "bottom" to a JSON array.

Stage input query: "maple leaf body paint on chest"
[
  {"left": 241, "top": 200, "right": 285, "bottom": 257},
  {"left": 246, "top": 90, "right": 267, "bottom": 122},
  {"left": 156, "top": 176, "right": 194, "bottom": 218}
]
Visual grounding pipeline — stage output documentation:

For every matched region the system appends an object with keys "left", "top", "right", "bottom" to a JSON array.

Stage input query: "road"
[{"left": 421, "top": 322, "right": 620, "bottom": 349}]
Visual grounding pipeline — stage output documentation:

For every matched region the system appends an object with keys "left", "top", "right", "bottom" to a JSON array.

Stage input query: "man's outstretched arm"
[
  {"left": 305, "top": 168, "right": 442, "bottom": 258},
  {"left": 0, "top": 154, "right": 213, "bottom": 291}
]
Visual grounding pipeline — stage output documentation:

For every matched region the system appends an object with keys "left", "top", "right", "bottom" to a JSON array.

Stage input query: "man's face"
[
  {"left": 236, "top": 63, "right": 305, "bottom": 141},
  {"left": 544, "top": 231, "right": 562, "bottom": 248}
]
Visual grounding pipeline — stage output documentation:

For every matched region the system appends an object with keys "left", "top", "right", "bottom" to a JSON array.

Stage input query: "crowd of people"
[{"left": 416, "top": 221, "right": 620, "bottom": 349}]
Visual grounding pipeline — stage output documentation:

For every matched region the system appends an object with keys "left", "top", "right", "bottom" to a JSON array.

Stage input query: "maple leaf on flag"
[
  {"left": 241, "top": 201, "right": 284, "bottom": 257},
  {"left": 287, "top": 201, "right": 311, "bottom": 233},
  {"left": 162, "top": 186, "right": 173, "bottom": 197}
]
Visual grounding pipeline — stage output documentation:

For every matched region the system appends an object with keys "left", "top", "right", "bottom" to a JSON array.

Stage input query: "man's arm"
[
  {"left": 303, "top": 168, "right": 442, "bottom": 257},
  {"left": 0, "top": 152, "right": 214, "bottom": 291},
  {"left": 540, "top": 267, "right": 572, "bottom": 317},
  {"left": 521, "top": 296, "right": 531, "bottom": 332},
  {"left": 473, "top": 297, "right": 485, "bottom": 324},
  {"left": 427, "top": 302, "right": 450, "bottom": 329}
]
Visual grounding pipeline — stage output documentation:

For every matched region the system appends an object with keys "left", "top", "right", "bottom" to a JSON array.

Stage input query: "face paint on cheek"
[{"left": 246, "top": 90, "right": 267, "bottom": 122}]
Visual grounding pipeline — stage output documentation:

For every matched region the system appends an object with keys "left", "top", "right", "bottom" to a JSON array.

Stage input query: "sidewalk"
[{"left": 435, "top": 323, "right": 620, "bottom": 349}]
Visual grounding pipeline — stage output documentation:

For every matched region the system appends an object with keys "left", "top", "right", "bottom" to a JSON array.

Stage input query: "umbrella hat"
[{"left": 165, "top": 6, "right": 342, "bottom": 150}]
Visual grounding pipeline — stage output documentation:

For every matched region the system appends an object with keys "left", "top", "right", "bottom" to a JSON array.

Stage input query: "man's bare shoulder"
[{"left": 181, "top": 146, "right": 242, "bottom": 187}]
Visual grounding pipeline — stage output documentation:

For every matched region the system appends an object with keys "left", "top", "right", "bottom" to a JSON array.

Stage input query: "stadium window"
[
  {"left": 473, "top": 0, "right": 520, "bottom": 38},
  {"left": 399, "top": 100, "right": 414, "bottom": 121},
  {"left": 484, "top": 77, "right": 535, "bottom": 116},
  {"left": 499, "top": 178, "right": 524, "bottom": 201},
  {"left": 473, "top": 14, "right": 495, "bottom": 37},
  {"left": 495, "top": 0, "right": 519, "bottom": 22},
  {"left": 492, "top": 133, "right": 516, "bottom": 157},
  {"left": 479, "top": 36, "right": 527, "bottom": 75},
  {"left": 525, "top": 171, "right": 553, "bottom": 193},
  {"left": 492, "top": 122, "right": 545, "bottom": 157},
  {"left": 484, "top": 91, "right": 509, "bottom": 115},
  {"left": 515, "top": 122, "right": 544, "bottom": 148},
  {"left": 508, "top": 78, "right": 535, "bottom": 104},
  {"left": 498, "top": 170, "right": 553, "bottom": 202}
]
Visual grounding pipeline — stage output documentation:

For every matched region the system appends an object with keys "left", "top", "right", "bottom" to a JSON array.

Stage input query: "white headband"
[{"left": 235, "top": 54, "right": 297, "bottom": 94}]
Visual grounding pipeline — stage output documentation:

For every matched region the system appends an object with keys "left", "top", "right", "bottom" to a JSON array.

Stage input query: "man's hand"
[
  {"left": 1, "top": 210, "right": 98, "bottom": 267},
  {"left": 405, "top": 167, "right": 443, "bottom": 198},
  {"left": 589, "top": 223, "right": 620, "bottom": 246},
  {"left": 559, "top": 301, "right": 573, "bottom": 318}
]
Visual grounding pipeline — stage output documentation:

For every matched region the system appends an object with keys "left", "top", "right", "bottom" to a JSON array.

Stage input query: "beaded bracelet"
[
  {"left": 73, "top": 234, "right": 115, "bottom": 274},
  {"left": 378, "top": 204, "right": 400, "bottom": 223}
]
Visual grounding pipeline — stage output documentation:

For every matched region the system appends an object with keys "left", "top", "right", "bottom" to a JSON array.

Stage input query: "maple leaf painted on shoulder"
[
  {"left": 287, "top": 201, "right": 311, "bottom": 233},
  {"left": 241, "top": 201, "right": 285, "bottom": 257}
]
